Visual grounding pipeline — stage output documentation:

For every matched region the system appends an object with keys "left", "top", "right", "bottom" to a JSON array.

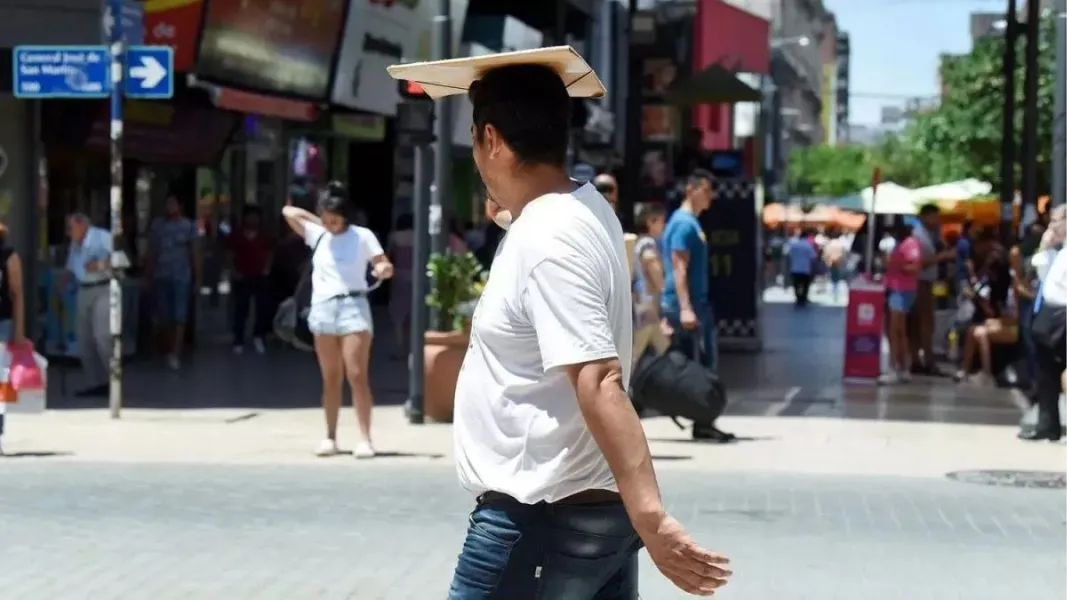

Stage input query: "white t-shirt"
[
  {"left": 302, "top": 221, "right": 384, "bottom": 304},
  {"left": 1038, "top": 248, "right": 1067, "bottom": 306},
  {"left": 453, "top": 183, "right": 633, "bottom": 504}
]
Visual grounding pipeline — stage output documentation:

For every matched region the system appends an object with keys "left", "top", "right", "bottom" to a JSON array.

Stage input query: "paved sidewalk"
[{"left": 3, "top": 407, "right": 1063, "bottom": 479}]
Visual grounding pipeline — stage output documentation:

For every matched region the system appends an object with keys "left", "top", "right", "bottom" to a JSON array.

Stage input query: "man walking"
[
  {"left": 661, "top": 169, "right": 735, "bottom": 442},
  {"left": 392, "top": 50, "right": 731, "bottom": 598},
  {"left": 146, "top": 194, "right": 200, "bottom": 370},
  {"left": 910, "top": 205, "right": 954, "bottom": 375},
  {"left": 65, "top": 213, "right": 113, "bottom": 397}
]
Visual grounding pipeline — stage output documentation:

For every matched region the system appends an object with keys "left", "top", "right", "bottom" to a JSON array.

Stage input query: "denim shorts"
[
  {"left": 887, "top": 290, "right": 917, "bottom": 313},
  {"left": 154, "top": 278, "right": 192, "bottom": 325},
  {"left": 307, "top": 294, "right": 373, "bottom": 336}
]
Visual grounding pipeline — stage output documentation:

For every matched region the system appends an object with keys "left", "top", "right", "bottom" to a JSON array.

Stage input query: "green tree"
[
  {"left": 902, "top": 14, "right": 1055, "bottom": 196},
  {"left": 787, "top": 144, "right": 872, "bottom": 197}
]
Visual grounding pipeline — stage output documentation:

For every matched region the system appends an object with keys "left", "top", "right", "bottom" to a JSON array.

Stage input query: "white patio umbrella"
[
  {"left": 912, "top": 179, "right": 992, "bottom": 202},
  {"left": 860, "top": 182, "right": 920, "bottom": 215}
]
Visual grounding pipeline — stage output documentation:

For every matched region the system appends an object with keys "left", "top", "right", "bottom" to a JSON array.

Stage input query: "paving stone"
[{"left": 0, "top": 462, "right": 1062, "bottom": 600}]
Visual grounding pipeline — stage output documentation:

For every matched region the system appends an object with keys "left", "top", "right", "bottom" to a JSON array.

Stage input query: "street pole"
[
  {"left": 619, "top": 0, "right": 641, "bottom": 233},
  {"left": 430, "top": 0, "right": 452, "bottom": 260},
  {"left": 1020, "top": 0, "right": 1040, "bottom": 217},
  {"left": 999, "top": 0, "right": 1018, "bottom": 222},
  {"left": 107, "top": 0, "right": 125, "bottom": 419},
  {"left": 1053, "top": 0, "right": 1066, "bottom": 208},
  {"left": 408, "top": 143, "right": 432, "bottom": 425}
]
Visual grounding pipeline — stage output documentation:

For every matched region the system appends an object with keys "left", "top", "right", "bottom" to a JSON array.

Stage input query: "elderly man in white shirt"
[
  {"left": 392, "top": 50, "right": 732, "bottom": 599},
  {"left": 1021, "top": 206, "right": 1066, "bottom": 442}
]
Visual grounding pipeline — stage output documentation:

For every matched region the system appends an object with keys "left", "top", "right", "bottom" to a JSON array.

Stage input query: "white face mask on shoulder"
[
  {"left": 487, "top": 197, "right": 513, "bottom": 231},
  {"left": 492, "top": 209, "right": 513, "bottom": 231}
]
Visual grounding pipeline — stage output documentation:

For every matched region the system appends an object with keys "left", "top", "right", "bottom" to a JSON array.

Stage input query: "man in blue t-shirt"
[{"left": 661, "top": 169, "right": 735, "bottom": 443}]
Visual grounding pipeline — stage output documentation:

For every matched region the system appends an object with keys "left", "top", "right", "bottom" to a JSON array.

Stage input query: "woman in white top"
[{"left": 282, "top": 183, "right": 394, "bottom": 458}]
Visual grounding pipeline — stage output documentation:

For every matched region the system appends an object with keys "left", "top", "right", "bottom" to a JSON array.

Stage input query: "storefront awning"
[{"left": 664, "top": 64, "right": 762, "bottom": 105}]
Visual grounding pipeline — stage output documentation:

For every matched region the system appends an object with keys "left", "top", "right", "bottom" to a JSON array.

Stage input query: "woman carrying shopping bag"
[
  {"left": 281, "top": 183, "right": 394, "bottom": 459},
  {"left": 0, "top": 220, "right": 26, "bottom": 456}
]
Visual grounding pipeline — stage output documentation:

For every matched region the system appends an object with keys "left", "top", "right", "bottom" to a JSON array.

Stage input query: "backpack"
[{"left": 630, "top": 345, "right": 727, "bottom": 426}]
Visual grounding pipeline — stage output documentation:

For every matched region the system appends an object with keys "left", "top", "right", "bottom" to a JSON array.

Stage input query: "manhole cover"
[{"left": 946, "top": 470, "right": 1067, "bottom": 489}]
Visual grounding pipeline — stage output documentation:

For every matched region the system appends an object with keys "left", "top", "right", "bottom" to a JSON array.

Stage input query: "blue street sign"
[
  {"left": 125, "top": 46, "right": 174, "bottom": 99},
  {"left": 102, "top": 0, "right": 145, "bottom": 46},
  {"left": 12, "top": 46, "right": 110, "bottom": 99}
]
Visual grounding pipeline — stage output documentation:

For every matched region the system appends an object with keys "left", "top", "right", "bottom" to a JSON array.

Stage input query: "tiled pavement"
[
  {"left": 0, "top": 462, "right": 1063, "bottom": 600},
  {"left": 44, "top": 296, "right": 1033, "bottom": 429}
]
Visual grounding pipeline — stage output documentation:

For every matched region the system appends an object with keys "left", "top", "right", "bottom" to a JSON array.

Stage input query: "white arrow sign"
[{"left": 129, "top": 56, "right": 166, "bottom": 89}]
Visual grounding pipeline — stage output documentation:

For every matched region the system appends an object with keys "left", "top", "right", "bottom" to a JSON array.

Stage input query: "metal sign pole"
[
  {"left": 408, "top": 142, "right": 431, "bottom": 425},
  {"left": 864, "top": 167, "right": 881, "bottom": 277},
  {"left": 108, "top": 0, "right": 125, "bottom": 419}
]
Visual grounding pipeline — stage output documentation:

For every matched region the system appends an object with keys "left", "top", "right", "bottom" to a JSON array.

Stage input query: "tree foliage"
[{"left": 787, "top": 14, "right": 1056, "bottom": 198}]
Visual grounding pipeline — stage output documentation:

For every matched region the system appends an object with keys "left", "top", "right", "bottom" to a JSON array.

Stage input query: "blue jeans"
[
  {"left": 662, "top": 304, "right": 716, "bottom": 371},
  {"left": 448, "top": 496, "right": 642, "bottom": 599}
]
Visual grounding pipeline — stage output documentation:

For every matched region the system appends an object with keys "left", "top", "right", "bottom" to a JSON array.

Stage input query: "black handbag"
[
  {"left": 292, "top": 234, "right": 325, "bottom": 347},
  {"left": 630, "top": 345, "right": 727, "bottom": 425}
]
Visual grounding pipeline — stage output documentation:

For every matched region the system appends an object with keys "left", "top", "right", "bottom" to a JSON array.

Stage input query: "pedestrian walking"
[
  {"left": 394, "top": 49, "right": 731, "bottom": 598},
  {"left": 660, "top": 169, "right": 735, "bottom": 443},
  {"left": 145, "top": 194, "right": 200, "bottom": 370},
  {"left": 64, "top": 213, "right": 113, "bottom": 397},
  {"left": 0, "top": 220, "right": 26, "bottom": 455},
  {"left": 228, "top": 205, "right": 272, "bottom": 354},
  {"left": 786, "top": 229, "right": 817, "bottom": 306},
  {"left": 281, "top": 182, "right": 393, "bottom": 459}
]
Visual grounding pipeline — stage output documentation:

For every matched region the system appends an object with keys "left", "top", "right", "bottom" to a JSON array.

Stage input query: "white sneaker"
[
  {"left": 879, "top": 372, "right": 901, "bottom": 385},
  {"left": 315, "top": 439, "right": 339, "bottom": 457},
  {"left": 898, "top": 370, "right": 912, "bottom": 383},
  {"left": 167, "top": 355, "right": 181, "bottom": 370},
  {"left": 0, "top": 439, "right": 5, "bottom": 457},
  {"left": 252, "top": 338, "right": 266, "bottom": 354},
  {"left": 353, "top": 441, "right": 376, "bottom": 459}
]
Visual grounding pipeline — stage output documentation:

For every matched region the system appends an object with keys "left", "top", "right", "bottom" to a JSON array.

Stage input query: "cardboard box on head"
[{"left": 385, "top": 45, "right": 607, "bottom": 100}]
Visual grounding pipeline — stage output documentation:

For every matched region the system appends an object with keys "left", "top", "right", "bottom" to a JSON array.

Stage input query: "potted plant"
[{"left": 423, "top": 251, "right": 485, "bottom": 422}]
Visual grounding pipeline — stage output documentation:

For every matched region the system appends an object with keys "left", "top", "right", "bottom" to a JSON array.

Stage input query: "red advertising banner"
[
  {"left": 195, "top": 0, "right": 347, "bottom": 100},
  {"left": 843, "top": 276, "right": 885, "bottom": 382},
  {"left": 144, "top": 0, "right": 203, "bottom": 72}
]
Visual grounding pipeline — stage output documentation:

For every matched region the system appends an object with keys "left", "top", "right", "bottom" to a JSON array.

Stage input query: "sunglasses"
[{"left": 594, "top": 182, "right": 617, "bottom": 194}]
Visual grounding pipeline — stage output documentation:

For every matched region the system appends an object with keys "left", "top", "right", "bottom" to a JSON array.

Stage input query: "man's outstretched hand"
[{"left": 640, "top": 513, "right": 732, "bottom": 596}]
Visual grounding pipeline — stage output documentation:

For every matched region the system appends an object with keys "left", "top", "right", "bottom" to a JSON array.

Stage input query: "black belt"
[
  {"left": 477, "top": 489, "right": 621, "bottom": 506},
  {"left": 80, "top": 281, "right": 108, "bottom": 289},
  {"left": 327, "top": 291, "right": 366, "bottom": 301}
]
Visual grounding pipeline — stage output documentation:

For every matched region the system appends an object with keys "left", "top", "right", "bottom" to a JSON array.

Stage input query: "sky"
[{"left": 824, "top": 0, "right": 1013, "bottom": 126}]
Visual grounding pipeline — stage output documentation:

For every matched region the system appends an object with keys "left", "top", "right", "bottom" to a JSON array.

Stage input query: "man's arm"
[
  {"left": 671, "top": 250, "right": 692, "bottom": 311},
  {"left": 566, "top": 357, "right": 665, "bottom": 530}
]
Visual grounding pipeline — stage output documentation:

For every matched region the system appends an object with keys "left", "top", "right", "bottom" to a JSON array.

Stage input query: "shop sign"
[
  {"left": 195, "top": 0, "right": 348, "bottom": 100},
  {"left": 144, "top": 0, "right": 204, "bottom": 71}
]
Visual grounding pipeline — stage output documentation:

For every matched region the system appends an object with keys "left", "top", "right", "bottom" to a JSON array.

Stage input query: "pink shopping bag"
[{"left": 9, "top": 342, "right": 44, "bottom": 391}]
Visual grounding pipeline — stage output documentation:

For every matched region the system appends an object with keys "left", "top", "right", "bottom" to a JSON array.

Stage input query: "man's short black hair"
[
  {"left": 918, "top": 203, "right": 940, "bottom": 217},
  {"left": 687, "top": 168, "right": 715, "bottom": 188},
  {"left": 469, "top": 64, "right": 570, "bottom": 167}
]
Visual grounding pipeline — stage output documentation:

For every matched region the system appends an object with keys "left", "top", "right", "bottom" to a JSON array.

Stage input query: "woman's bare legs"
[
  {"left": 314, "top": 334, "right": 345, "bottom": 453},
  {"left": 977, "top": 319, "right": 1017, "bottom": 379},
  {"left": 342, "top": 331, "right": 375, "bottom": 449},
  {"left": 889, "top": 311, "right": 910, "bottom": 373},
  {"left": 958, "top": 326, "right": 978, "bottom": 378}
]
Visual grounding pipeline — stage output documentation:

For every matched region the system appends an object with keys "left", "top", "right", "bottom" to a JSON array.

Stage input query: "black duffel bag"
[{"left": 630, "top": 347, "right": 727, "bottom": 424}]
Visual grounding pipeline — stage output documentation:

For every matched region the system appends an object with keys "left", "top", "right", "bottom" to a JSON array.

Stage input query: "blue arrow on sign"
[
  {"left": 12, "top": 46, "right": 110, "bottom": 99},
  {"left": 125, "top": 46, "right": 174, "bottom": 99}
]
